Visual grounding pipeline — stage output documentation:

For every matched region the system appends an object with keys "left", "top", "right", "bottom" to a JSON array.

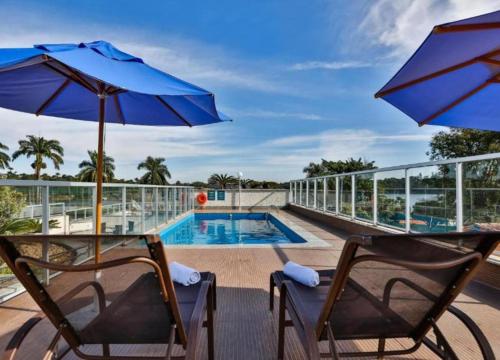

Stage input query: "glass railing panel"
[
  {"left": 307, "top": 180, "right": 314, "bottom": 208},
  {"left": 409, "top": 164, "right": 456, "bottom": 232},
  {"left": 125, "top": 187, "right": 141, "bottom": 234},
  {"left": 101, "top": 186, "right": 123, "bottom": 235},
  {"left": 325, "top": 178, "right": 336, "bottom": 212},
  {"left": 339, "top": 176, "right": 352, "bottom": 216},
  {"left": 377, "top": 170, "right": 406, "bottom": 229},
  {"left": 300, "top": 181, "right": 306, "bottom": 205},
  {"left": 355, "top": 173, "right": 373, "bottom": 221},
  {"left": 168, "top": 188, "right": 175, "bottom": 219},
  {"left": 48, "top": 186, "right": 94, "bottom": 235},
  {"left": 144, "top": 188, "right": 155, "bottom": 231},
  {"left": 316, "top": 179, "right": 324, "bottom": 210},
  {"left": 158, "top": 188, "right": 167, "bottom": 225},
  {"left": 463, "top": 158, "right": 500, "bottom": 230}
]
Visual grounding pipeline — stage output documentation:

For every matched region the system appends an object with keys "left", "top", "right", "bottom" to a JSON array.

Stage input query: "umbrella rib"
[
  {"left": 43, "top": 62, "right": 97, "bottom": 94},
  {"left": 375, "top": 48, "right": 500, "bottom": 98},
  {"left": 155, "top": 96, "right": 193, "bottom": 127},
  {"left": 418, "top": 77, "right": 496, "bottom": 126},
  {"left": 434, "top": 22, "right": 500, "bottom": 33},
  {"left": 114, "top": 95, "right": 126, "bottom": 125},
  {"left": 35, "top": 79, "right": 71, "bottom": 116}
]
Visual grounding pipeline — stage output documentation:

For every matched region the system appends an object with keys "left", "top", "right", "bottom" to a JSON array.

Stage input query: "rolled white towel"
[
  {"left": 283, "top": 261, "right": 320, "bottom": 287},
  {"left": 169, "top": 262, "right": 201, "bottom": 286}
]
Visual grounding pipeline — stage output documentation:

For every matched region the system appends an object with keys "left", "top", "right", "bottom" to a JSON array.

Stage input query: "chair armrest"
[
  {"left": 3, "top": 315, "right": 44, "bottom": 360},
  {"left": 282, "top": 280, "right": 320, "bottom": 359},
  {"left": 184, "top": 280, "right": 212, "bottom": 360},
  {"left": 57, "top": 281, "right": 106, "bottom": 313}
]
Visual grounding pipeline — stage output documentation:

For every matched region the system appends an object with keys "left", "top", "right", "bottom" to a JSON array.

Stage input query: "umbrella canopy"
[
  {"left": 375, "top": 10, "right": 500, "bottom": 131},
  {"left": 0, "top": 40, "right": 230, "bottom": 261},
  {"left": 0, "top": 40, "right": 230, "bottom": 125}
]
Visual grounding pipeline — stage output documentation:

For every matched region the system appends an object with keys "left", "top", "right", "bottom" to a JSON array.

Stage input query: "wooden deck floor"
[{"left": 0, "top": 210, "right": 499, "bottom": 359}]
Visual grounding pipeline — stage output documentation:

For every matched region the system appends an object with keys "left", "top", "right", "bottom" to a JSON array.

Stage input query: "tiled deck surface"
[{"left": 0, "top": 210, "right": 499, "bottom": 359}]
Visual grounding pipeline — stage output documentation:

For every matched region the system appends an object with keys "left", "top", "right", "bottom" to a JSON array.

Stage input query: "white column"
[
  {"left": 405, "top": 169, "right": 411, "bottom": 233},
  {"left": 121, "top": 186, "right": 126, "bottom": 234},
  {"left": 456, "top": 162, "right": 463, "bottom": 232},
  {"left": 373, "top": 173, "right": 378, "bottom": 225},
  {"left": 351, "top": 175, "right": 356, "bottom": 219}
]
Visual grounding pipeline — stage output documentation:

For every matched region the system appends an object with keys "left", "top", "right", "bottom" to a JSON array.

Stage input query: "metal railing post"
[
  {"left": 165, "top": 188, "right": 169, "bottom": 222},
  {"left": 294, "top": 182, "right": 297, "bottom": 203},
  {"left": 335, "top": 177, "right": 339, "bottom": 214},
  {"left": 42, "top": 185, "right": 50, "bottom": 284},
  {"left": 373, "top": 173, "right": 378, "bottom": 225},
  {"left": 92, "top": 186, "right": 97, "bottom": 233},
  {"left": 456, "top": 162, "right": 463, "bottom": 232},
  {"left": 405, "top": 169, "right": 411, "bottom": 233},
  {"left": 323, "top": 178, "right": 327, "bottom": 212},
  {"left": 313, "top": 179, "right": 317, "bottom": 209},
  {"left": 173, "top": 188, "right": 177, "bottom": 218},
  {"left": 141, "top": 187, "right": 146, "bottom": 233},
  {"left": 121, "top": 186, "right": 126, "bottom": 235},
  {"left": 289, "top": 181, "right": 292, "bottom": 203},
  {"left": 351, "top": 175, "right": 355, "bottom": 219},
  {"left": 154, "top": 187, "right": 159, "bottom": 228}
]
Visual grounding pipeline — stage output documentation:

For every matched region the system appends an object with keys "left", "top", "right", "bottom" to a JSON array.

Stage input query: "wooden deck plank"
[{"left": 0, "top": 210, "right": 498, "bottom": 359}]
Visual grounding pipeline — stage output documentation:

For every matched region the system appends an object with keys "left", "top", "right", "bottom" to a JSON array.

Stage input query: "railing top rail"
[
  {"left": 291, "top": 152, "right": 500, "bottom": 181},
  {"left": 0, "top": 179, "right": 194, "bottom": 189}
]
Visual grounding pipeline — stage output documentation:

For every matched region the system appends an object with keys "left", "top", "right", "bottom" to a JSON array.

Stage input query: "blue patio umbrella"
[
  {"left": 0, "top": 40, "right": 230, "bottom": 259},
  {"left": 375, "top": 10, "right": 500, "bottom": 131}
]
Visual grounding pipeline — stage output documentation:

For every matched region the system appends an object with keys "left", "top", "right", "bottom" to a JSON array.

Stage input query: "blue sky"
[{"left": 0, "top": 0, "right": 498, "bottom": 182}]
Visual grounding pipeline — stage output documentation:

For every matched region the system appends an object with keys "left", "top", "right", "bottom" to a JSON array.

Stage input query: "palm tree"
[
  {"left": 77, "top": 150, "right": 115, "bottom": 182},
  {"left": 12, "top": 135, "right": 64, "bottom": 179},
  {"left": 137, "top": 156, "right": 171, "bottom": 185},
  {"left": 0, "top": 142, "right": 10, "bottom": 170},
  {"left": 208, "top": 173, "right": 236, "bottom": 189}
]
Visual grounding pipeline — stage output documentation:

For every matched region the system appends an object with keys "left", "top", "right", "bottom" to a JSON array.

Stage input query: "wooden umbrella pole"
[{"left": 95, "top": 93, "right": 106, "bottom": 263}]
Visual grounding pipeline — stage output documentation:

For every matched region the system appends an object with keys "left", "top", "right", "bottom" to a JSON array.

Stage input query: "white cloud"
[
  {"left": 227, "top": 108, "right": 324, "bottom": 120},
  {"left": 288, "top": 60, "right": 372, "bottom": 71},
  {"left": 360, "top": 0, "right": 500, "bottom": 58}
]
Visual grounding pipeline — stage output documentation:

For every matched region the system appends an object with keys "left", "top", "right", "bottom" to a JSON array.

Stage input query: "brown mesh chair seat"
[
  {"left": 270, "top": 232, "right": 500, "bottom": 360},
  {"left": 79, "top": 271, "right": 215, "bottom": 345},
  {"left": 0, "top": 235, "right": 217, "bottom": 360},
  {"left": 271, "top": 270, "right": 413, "bottom": 341}
]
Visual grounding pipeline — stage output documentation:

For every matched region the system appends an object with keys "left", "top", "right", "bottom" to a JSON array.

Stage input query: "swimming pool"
[{"left": 159, "top": 213, "right": 307, "bottom": 245}]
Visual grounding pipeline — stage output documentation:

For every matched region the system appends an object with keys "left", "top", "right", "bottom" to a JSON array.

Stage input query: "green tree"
[
  {"left": 77, "top": 150, "right": 115, "bottom": 182},
  {"left": 207, "top": 173, "right": 236, "bottom": 189},
  {"left": 137, "top": 156, "right": 171, "bottom": 185},
  {"left": 0, "top": 142, "right": 10, "bottom": 170},
  {"left": 303, "top": 158, "right": 376, "bottom": 177},
  {"left": 12, "top": 135, "right": 64, "bottom": 179},
  {"left": 428, "top": 129, "right": 500, "bottom": 160}
]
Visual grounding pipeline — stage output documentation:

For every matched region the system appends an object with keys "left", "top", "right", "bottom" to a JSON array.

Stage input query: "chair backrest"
[
  {"left": 316, "top": 232, "right": 500, "bottom": 341},
  {"left": 0, "top": 234, "right": 187, "bottom": 349}
]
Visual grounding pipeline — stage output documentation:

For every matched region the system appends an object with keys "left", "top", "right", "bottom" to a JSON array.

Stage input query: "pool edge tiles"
[{"left": 158, "top": 212, "right": 330, "bottom": 249}]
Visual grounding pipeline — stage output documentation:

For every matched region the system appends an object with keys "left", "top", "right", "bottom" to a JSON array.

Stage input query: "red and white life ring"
[{"left": 196, "top": 192, "right": 208, "bottom": 205}]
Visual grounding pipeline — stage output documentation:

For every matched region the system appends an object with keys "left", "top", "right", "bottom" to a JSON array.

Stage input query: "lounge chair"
[
  {"left": 0, "top": 234, "right": 216, "bottom": 360},
  {"left": 269, "top": 232, "right": 499, "bottom": 359}
]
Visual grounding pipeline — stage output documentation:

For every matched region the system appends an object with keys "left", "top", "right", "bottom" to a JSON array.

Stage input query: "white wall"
[{"left": 197, "top": 189, "right": 289, "bottom": 209}]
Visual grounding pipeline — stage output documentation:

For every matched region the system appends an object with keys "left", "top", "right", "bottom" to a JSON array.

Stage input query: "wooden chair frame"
[
  {"left": 0, "top": 234, "right": 216, "bottom": 360},
  {"left": 269, "top": 232, "right": 499, "bottom": 359}
]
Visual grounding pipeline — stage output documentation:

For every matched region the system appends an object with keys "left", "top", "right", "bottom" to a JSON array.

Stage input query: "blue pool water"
[{"left": 159, "top": 213, "right": 306, "bottom": 245}]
